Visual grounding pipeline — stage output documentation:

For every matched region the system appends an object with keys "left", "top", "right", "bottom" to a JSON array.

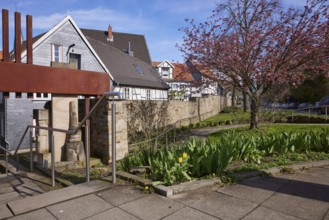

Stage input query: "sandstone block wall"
[{"left": 90, "top": 95, "right": 230, "bottom": 163}]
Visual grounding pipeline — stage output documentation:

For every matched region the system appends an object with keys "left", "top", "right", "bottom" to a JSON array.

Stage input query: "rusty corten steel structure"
[
  {"left": 0, "top": 62, "right": 110, "bottom": 95},
  {"left": 0, "top": 9, "right": 110, "bottom": 95}
]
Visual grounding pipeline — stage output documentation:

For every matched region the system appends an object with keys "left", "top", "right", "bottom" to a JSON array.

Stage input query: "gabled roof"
[
  {"left": 153, "top": 61, "right": 193, "bottom": 82},
  {"left": 186, "top": 60, "right": 218, "bottom": 81},
  {"left": 172, "top": 63, "right": 193, "bottom": 81},
  {"left": 20, "top": 15, "right": 114, "bottom": 80},
  {"left": 86, "top": 37, "right": 170, "bottom": 90},
  {"left": 81, "top": 28, "right": 152, "bottom": 64},
  {"left": 152, "top": 60, "right": 174, "bottom": 68}
]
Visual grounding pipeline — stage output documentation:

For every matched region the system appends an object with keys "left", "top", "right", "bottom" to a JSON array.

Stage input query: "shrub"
[{"left": 221, "top": 106, "right": 241, "bottom": 113}]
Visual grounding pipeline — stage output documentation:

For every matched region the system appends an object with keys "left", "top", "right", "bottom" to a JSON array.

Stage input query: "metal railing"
[
  {"left": 261, "top": 105, "right": 328, "bottom": 124},
  {"left": 128, "top": 124, "right": 176, "bottom": 153},
  {"left": 0, "top": 92, "right": 120, "bottom": 186},
  {"left": 128, "top": 110, "right": 216, "bottom": 152}
]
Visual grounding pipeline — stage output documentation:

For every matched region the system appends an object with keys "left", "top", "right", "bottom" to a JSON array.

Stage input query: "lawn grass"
[
  {"left": 209, "top": 123, "right": 329, "bottom": 138},
  {"left": 204, "top": 111, "right": 250, "bottom": 123},
  {"left": 204, "top": 109, "right": 328, "bottom": 125}
]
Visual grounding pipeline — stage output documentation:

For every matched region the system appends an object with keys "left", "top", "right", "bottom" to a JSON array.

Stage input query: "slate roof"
[
  {"left": 86, "top": 37, "right": 170, "bottom": 90},
  {"left": 81, "top": 28, "right": 152, "bottom": 64}
]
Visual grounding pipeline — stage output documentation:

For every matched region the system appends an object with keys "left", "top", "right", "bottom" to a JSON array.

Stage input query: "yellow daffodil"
[
  {"left": 178, "top": 157, "right": 183, "bottom": 163},
  {"left": 182, "top": 152, "right": 188, "bottom": 159}
]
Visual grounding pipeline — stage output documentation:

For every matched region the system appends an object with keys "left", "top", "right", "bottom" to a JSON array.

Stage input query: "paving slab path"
[{"left": 4, "top": 165, "right": 329, "bottom": 220}]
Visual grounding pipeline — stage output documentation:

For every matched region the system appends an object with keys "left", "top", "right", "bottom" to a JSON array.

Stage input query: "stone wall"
[
  {"left": 167, "top": 95, "right": 229, "bottom": 126},
  {"left": 90, "top": 95, "right": 230, "bottom": 163},
  {"left": 90, "top": 100, "right": 128, "bottom": 164}
]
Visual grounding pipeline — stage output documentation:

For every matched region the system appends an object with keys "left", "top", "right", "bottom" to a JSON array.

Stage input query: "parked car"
[
  {"left": 298, "top": 103, "right": 312, "bottom": 109},
  {"left": 317, "top": 96, "right": 329, "bottom": 114},
  {"left": 288, "top": 102, "right": 299, "bottom": 109}
]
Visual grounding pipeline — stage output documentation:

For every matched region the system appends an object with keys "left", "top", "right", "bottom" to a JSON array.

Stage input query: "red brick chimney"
[{"left": 107, "top": 25, "right": 113, "bottom": 42}]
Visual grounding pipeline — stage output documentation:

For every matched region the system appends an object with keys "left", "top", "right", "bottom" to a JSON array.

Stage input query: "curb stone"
[{"left": 116, "top": 160, "right": 329, "bottom": 197}]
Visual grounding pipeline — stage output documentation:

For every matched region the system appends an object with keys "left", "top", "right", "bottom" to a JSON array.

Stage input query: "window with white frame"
[
  {"left": 52, "top": 44, "right": 62, "bottom": 62},
  {"left": 33, "top": 93, "right": 51, "bottom": 100},
  {"left": 161, "top": 67, "right": 170, "bottom": 78},
  {"left": 146, "top": 89, "right": 151, "bottom": 100},
  {"left": 124, "top": 88, "right": 130, "bottom": 99}
]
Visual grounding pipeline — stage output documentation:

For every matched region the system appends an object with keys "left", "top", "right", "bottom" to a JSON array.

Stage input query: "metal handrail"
[
  {"left": 128, "top": 110, "right": 216, "bottom": 151},
  {"left": 261, "top": 104, "right": 328, "bottom": 123},
  {"left": 13, "top": 92, "right": 121, "bottom": 156},
  {"left": 2, "top": 91, "right": 120, "bottom": 186},
  {"left": 129, "top": 124, "right": 176, "bottom": 149}
]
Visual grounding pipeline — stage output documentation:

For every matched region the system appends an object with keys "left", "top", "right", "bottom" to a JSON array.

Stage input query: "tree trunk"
[
  {"left": 231, "top": 86, "right": 236, "bottom": 108},
  {"left": 242, "top": 91, "right": 248, "bottom": 112},
  {"left": 250, "top": 94, "right": 260, "bottom": 129}
]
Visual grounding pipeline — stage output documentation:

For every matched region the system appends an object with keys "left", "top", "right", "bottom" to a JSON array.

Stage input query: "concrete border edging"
[
  {"left": 116, "top": 160, "right": 329, "bottom": 197},
  {"left": 261, "top": 159, "right": 329, "bottom": 175}
]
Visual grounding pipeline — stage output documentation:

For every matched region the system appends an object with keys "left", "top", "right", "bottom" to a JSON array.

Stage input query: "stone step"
[
  {"left": 0, "top": 174, "right": 48, "bottom": 208},
  {"left": 7, "top": 179, "right": 113, "bottom": 215}
]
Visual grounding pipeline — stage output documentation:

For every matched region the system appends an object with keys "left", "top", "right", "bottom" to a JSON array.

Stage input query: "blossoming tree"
[{"left": 179, "top": 0, "right": 329, "bottom": 129}]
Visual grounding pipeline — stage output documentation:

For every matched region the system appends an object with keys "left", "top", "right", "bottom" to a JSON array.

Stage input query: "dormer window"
[{"left": 162, "top": 67, "right": 170, "bottom": 77}]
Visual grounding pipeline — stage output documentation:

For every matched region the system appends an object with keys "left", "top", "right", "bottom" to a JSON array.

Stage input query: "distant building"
[
  {"left": 82, "top": 27, "right": 169, "bottom": 100},
  {"left": 0, "top": 15, "right": 169, "bottom": 150},
  {"left": 153, "top": 60, "right": 224, "bottom": 100}
]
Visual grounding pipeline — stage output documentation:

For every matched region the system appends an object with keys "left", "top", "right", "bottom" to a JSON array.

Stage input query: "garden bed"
[{"left": 120, "top": 124, "right": 329, "bottom": 186}]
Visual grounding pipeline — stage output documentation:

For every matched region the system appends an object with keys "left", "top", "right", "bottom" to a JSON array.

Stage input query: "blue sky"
[{"left": 1, "top": 0, "right": 306, "bottom": 62}]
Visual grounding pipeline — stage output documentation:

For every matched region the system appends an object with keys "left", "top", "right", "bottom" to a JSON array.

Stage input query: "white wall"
[
  {"left": 22, "top": 20, "right": 105, "bottom": 73},
  {"left": 114, "top": 86, "right": 168, "bottom": 100}
]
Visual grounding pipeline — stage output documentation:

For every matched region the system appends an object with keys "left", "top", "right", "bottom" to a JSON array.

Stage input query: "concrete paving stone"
[
  {"left": 0, "top": 182, "right": 11, "bottom": 189},
  {"left": 0, "top": 174, "right": 17, "bottom": 184},
  {"left": 217, "top": 183, "right": 275, "bottom": 204},
  {"left": 0, "top": 191, "right": 21, "bottom": 202},
  {"left": 292, "top": 169, "right": 329, "bottom": 185},
  {"left": 189, "top": 191, "right": 258, "bottom": 220},
  {"left": 85, "top": 207, "right": 139, "bottom": 220},
  {"left": 0, "top": 204, "right": 13, "bottom": 219},
  {"left": 47, "top": 194, "right": 113, "bottom": 220},
  {"left": 8, "top": 179, "right": 111, "bottom": 215},
  {"left": 262, "top": 192, "right": 329, "bottom": 220},
  {"left": 119, "top": 194, "right": 185, "bottom": 220},
  {"left": 14, "top": 185, "right": 45, "bottom": 197},
  {"left": 162, "top": 207, "right": 219, "bottom": 220},
  {"left": 0, "top": 197, "right": 23, "bottom": 207},
  {"left": 8, "top": 208, "right": 56, "bottom": 220},
  {"left": 277, "top": 177, "right": 329, "bottom": 202},
  {"left": 96, "top": 185, "right": 146, "bottom": 206},
  {"left": 20, "top": 172, "right": 50, "bottom": 181},
  {"left": 169, "top": 178, "right": 221, "bottom": 194},
  {"left": 0, "top": 185, "right": 15, "bottom": 194},
  {"left": 324, "top": 210, "right": 329, "bottom": 220},
  {"left": 8, "top": 178, "right": 38, "bottom": 188},
  {"left": 170, "top": 185, "right": 221, "bottom": 204},
  {"left": 241, "top": 175, "right": 289, "bottom": 192},
  {"left": 242, "top": 206, "right": 302, "bottom": 220}
]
